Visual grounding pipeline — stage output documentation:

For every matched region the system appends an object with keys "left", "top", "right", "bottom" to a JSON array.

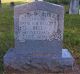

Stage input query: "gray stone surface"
[
  {"left": 4, "top": 49, "right": 74, "bottom": 73},
  {"left": 14, "top": 1, "right": 64, "bottom": 57},
  {"left": 4, "top": 1, "right": 74, "bottom": 73},
  {"left": 69, "top": 0, "right": 79, "bottom": 14},
  {"left": 79, "top": 9, "right": 80, "bottom": 14}
]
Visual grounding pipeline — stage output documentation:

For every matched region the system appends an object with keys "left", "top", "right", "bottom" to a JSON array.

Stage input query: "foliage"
[
  {"left": 0, "top": 3, "right": 14, "bottom": 74},
  {"left": 45, "top": 0, "right": 71, "bottom": 5},
  {"left": 64, "top": 14, "right": 80, "bottom": 52}
]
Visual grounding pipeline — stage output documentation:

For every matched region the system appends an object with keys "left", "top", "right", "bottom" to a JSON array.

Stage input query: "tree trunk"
[{"left": 0, "top": 0, "right": 1, "bottom": 7}]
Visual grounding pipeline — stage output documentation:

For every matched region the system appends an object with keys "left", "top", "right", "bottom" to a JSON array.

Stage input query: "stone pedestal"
[{"left": 4, "top": 49, "right": 74, "bottom": 74}]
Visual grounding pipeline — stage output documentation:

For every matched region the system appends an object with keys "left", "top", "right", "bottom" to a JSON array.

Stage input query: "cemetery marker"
[
  {"left": 4, "top": 1, "right": 74, "bottom": 74},
  {"left": 69, "top": 0, "right": 79, "bottom": 14}
]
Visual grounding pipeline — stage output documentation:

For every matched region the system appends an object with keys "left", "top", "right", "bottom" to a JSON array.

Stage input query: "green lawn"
[
  {"left": 0, "top": 3, "right": 80, "bottom": 74},
  {"left": 64, "top": 14, "right": 80, "bottom": 58},
  {"left": 0, "top": 3, "right": 14, "bottom": 74}
]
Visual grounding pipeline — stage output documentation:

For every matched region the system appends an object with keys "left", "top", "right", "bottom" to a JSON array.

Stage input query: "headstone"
[
  {"left": 79, "top": 9, "right": 80, "bottom": 14},
  {"left": 4, "top": 1, "right": 74, "bottom": 74},
  {"left": 69, "top": 0, "right": 79, "bottom": 14}
]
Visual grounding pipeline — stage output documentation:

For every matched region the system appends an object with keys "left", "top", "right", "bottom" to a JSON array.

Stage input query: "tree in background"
[{"left": 0, "top": 0, "right": 1, "bottom": 7}]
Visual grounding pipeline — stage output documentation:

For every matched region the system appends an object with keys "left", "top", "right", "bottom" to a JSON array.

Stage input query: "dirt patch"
[{"left": 4, "top": 63, "right": 80, "bottom": 74}]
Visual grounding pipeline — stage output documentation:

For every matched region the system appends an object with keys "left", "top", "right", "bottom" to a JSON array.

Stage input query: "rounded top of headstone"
[{"left": 14, "top": 1, "right": 64, "bottom": 14}]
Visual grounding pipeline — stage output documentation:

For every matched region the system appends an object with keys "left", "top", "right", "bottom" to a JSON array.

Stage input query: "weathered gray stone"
[
  {"left": 4, "top": 1, "right": 74, "bottom": 74},
  {"left": 4, "top": 49, "right": 74, "bottom": 73},
  {"left": 14, "top": 1, "right": 64, "bottom": 57},
  {"left": 79, "top": 9, "right": 80, "bottom": 14},
  {"left": 69, "top": 0, "right": 79, "bottom": 14}
]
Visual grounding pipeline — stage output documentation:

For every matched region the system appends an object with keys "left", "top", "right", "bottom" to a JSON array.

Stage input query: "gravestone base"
[{"left": 4, "top": 49, "right": 74, "bottom": 74}]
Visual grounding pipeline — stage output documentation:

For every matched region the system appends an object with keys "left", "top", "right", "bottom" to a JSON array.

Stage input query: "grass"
[
  {"left": 0, "top": 2, "right": 80, "bottom": 74},
  {"left": 0, "top": 3, "right": 14, "bottom": 74},
  {"left": 64, "top": 14, "right": 80, "bottom": 53},
  {"left": 64, "top": 14, "right": 80, "bottom": 64}
]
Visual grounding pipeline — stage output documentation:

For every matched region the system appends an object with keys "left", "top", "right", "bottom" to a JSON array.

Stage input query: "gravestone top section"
[
  {"left": 14, "top": 1, "right": 64, "bottom": 15},
  {"left": 14, "top": 2, "right": 64, "bottom": 57},
  {"left": 14, "top": 1, "right": 64, "bottom": 43},
  {"left": 14, "top": 1, "right": 64, "bottom": 50}
]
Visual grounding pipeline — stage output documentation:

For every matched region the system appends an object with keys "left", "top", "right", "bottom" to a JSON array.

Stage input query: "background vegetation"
[
  {"left": 45, "top": 0, "right": 71, "bottom": 4},
  {"left": 0, "top": 0, "right": 80, "bottom": 74}
]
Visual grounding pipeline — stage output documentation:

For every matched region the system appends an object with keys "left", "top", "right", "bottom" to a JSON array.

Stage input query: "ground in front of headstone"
[{"left": 4, "top": 64, "right": 80, "bottom": 74}]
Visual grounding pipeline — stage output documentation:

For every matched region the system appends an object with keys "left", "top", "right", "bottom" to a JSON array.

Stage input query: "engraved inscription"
[{"left": 17, "top": 10, "right": 61, "bottom": 42}]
